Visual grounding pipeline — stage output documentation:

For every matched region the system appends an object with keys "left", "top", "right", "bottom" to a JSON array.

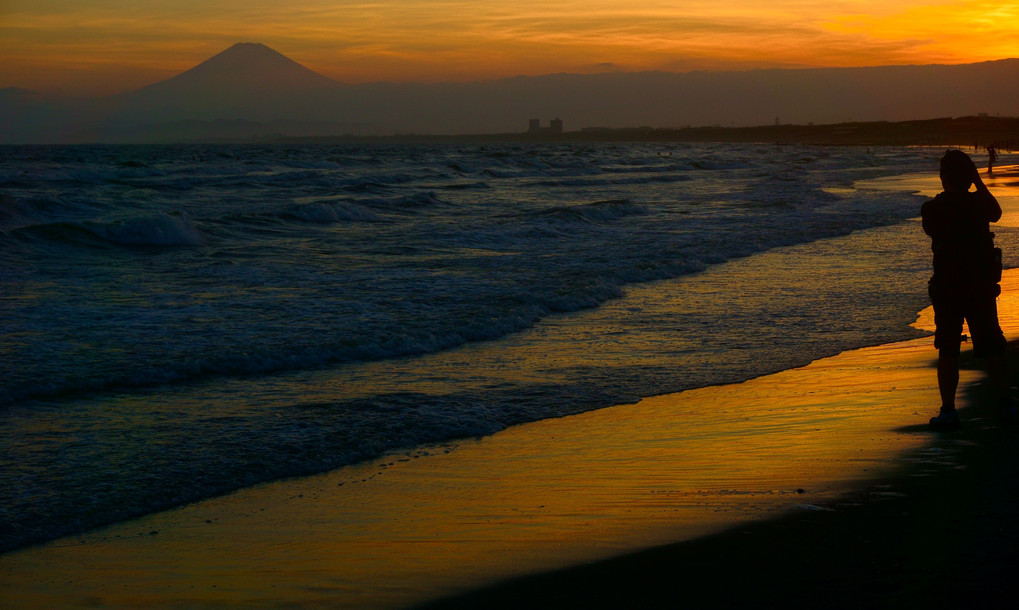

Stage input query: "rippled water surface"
[{"left": 3, "top": 142, "right": 1008, "bottom": 553}]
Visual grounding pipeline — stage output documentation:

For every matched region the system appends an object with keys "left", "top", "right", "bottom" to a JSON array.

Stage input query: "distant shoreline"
[
  {"left": 269, "top": 115, "right": 1019, "bottom": 148},
  {"left": 3, "top": 115, "right": 1017, "bottom": 148}
]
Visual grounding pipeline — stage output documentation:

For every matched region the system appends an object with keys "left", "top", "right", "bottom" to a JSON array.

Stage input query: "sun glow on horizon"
[{"left": 1, "top": 0, "right": 1017, "bottom": 95}]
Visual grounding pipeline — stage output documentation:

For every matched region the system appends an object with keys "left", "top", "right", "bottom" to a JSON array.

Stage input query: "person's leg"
[
  {"left": 930, "top": 286, "right": 964, "bottom": 429},
  {"left": 931, "top": 350, "right": 963, "bottom": 429},
  {"left": 966, "top": 289, "right": 1015, "bottom": 423},
  {"left": 937, "top": 350, "right": 960, "bottom": 411}
]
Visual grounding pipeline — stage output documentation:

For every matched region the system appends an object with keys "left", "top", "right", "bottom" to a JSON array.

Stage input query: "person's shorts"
[{"left": 930, "top": 278, "right": 1006, "bottom": 358}]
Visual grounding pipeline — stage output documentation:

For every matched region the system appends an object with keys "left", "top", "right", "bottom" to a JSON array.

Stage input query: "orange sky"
[{"left": 2, "top": 1, "right": 1017, "bottom": 96}]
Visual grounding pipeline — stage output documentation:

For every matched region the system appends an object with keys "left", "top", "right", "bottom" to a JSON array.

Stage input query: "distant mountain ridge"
[
  {"left": 160, "top": 42, "right": 336, "bottom": 88},
  {"left": 2, "top": 43, "right": 1019, "bottom": 143},
  {"left": 111, "top": 43, "right": 341, "bottom": 124}
]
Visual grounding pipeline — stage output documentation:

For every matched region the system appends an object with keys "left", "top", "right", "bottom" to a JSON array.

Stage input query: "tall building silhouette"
[{"left": 528, "top": 118, "right": 563, "bottom": 135}]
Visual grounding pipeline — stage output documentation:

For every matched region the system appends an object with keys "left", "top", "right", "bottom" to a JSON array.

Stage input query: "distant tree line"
[
  {"left": 558, "top": 116, "right": 1019, "bottom": 149},
  {"left": 273, "top": 115, "right": 1019, "bottom": 148}
]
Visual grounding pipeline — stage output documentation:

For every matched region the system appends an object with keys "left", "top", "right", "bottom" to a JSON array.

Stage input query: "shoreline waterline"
[{"left": 3, "top": 144, "right": 968, "bottom": 557}]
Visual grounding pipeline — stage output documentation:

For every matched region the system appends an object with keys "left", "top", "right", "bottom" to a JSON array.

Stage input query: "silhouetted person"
[
  {"left": 922, "top": 149, "right": 1014, "bottom": 429},
  {"left": 988, "top": 145, "right": 998, "bottom": 175}
]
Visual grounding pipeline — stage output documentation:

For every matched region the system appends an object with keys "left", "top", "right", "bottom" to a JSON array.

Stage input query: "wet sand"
[
  {"left": 3, "top": 167, "right": 1019, "bottom": 609},
  {"left": 423, "top": 351, "right": 1019, "bottom": 610},
  {"left": 422, "top": 353, "right": 1019, "bottom": 610}
]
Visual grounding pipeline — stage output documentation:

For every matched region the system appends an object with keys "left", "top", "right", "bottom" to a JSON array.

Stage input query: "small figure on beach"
[
  {"left": 922, "top": 149, "right": 1015, "bottom": 430},
  {"left": 987, "top": 145, "right": 998, "bottom": 175}
]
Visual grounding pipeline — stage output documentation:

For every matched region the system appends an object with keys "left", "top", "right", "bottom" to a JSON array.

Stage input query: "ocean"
[{"left": 3, "top": 142, "right": 1016, "bottom": 554}]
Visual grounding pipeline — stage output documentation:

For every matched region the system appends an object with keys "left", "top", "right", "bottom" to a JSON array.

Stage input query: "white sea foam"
[{"left": 3, "top": 143, "right": 948, "bottom": 405}]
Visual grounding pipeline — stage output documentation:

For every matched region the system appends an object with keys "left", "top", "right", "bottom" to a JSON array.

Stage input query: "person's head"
[{"left": 940, "top": 149, "right": 976, "bottom": 191}]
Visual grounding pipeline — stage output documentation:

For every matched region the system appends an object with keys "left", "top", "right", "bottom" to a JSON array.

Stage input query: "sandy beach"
[
  {"left": 3, "top": 166, "right": 1019, "bottom": 609},
  {"left": 422, "top": 344, "right": 1019, "bottom": 609}
]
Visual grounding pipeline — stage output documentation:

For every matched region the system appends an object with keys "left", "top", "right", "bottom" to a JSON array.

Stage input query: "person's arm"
[
  {"left": 973, "top": 169, "right": 1002, "bottom": 222},
  {"left": 921, "top": 199, "right": 937, "bottom": 236}
]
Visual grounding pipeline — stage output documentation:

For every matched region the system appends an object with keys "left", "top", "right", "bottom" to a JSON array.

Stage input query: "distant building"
[{"left": 528, "top": 118, "right": 564, "bottom": 135}]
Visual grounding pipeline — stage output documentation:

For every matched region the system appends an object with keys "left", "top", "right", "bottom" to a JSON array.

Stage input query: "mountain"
[
  {"left": 110, "top": 42, "right": 343, "bottom": 124},
  {"left": 2, "top": 43, "right": 1019, "bottom": 143},
  {"left": 151, "top": 42, "right": 336, "bottom": 91}
]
